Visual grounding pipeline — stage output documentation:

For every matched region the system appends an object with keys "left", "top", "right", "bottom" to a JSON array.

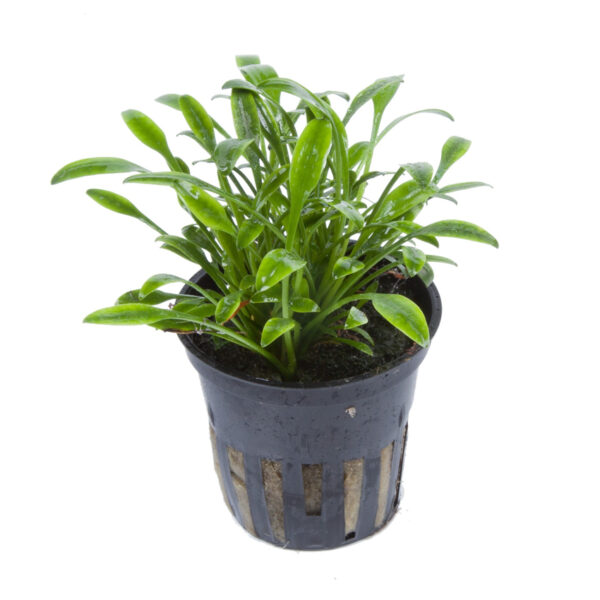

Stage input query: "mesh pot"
[{"left": 179, "top": 272, "right": 442, "bottom": 550}]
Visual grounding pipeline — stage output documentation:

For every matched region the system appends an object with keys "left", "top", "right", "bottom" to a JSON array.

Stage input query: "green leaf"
[
  {"left": 85, "top": 189, "right": 164, "bottom": 234},
  {"left": 333, "top": 257, "right": 365, "bottom": 279},
  {"left": 394, "top": 222, "right": 439, "bottom": 247},
  {"left": 215, "top": 291, "right": 244, "bottom": 323},
  {"left": 345, "top": 306, "right": 368, "bottom": 329},
  {"left": 417, "top": 262, "right": 435, "bottom": 286},
  {"left": 214, "top": 139, "right": 253, "bottom": 173},
  {"left": 331, "top": 336, "right": 373, "bottom": 356},
  {"left": 439, "top": 181, "right": 492, "bottom": 194},
  {"left": 121, "top": 110, "right": 175, "bottom": 164},
  {"left": 240, "top": 64, "right": 278, "bottom": 86},
  {"left": 401, "top": 162, "right": 434, "bottom": 187},
  {"left": 433, "top": 136, "right": 471, "bottom": 184},
  {"left": 236, "top": 55, "right": 261, "bottom": 67},
  {"left": 140, "top": 273, "right": 183, "bottom": 298},
  {"left": 255, "top": 249, "right": 306, "bottom": 292},
  {"left": 239, "top": 274, "right": 255, "bottom": 290},
  {"left": 332, "top": 201, "right": 364, "bottom": 229},
  {"left": 402, "top": 246, "right": 427, "bottom": 277},
  {"left": 426, "top": 255, "right": 457, "bottom": 266},
  {"left": 261, "top": 318, "right": 296, "bottom": 347},
  {"left": 257, "top": 165, "right": 289, "bottom": 205},
  {"left": 155, "top": 94, "right": 181, "bottom": 110},
  {"left": 177, "top": 183, "right": 236, "bottom": 236},
  {"left": 343, "top": 75, "right": 404, "bottom": 125},
  {"left": 412, "top": 220, "right": 499, "bottom": 247},
  {"left": 380, "top": 180, "right": 431, "bottom": 220},
  {"left": 377, "top": 108, "right": 454, "bottom": 143},
  {"left": 370, "top": 293, "right": 429, "bottom": 347},
  {"left": 179, "top": 95, "right": 216, "bottom": 152},
  {"left": 231, "top": 90, "right": 261, "bottom": 146},
  {"left": 252, "top": 288, "right": 281, "bottom": 303},
  {"left": 157, "top": 235, "right": 206, "bottom": 264},
  {"left": 290, "top": 297, "right": 320, "bottom": 313},
  {"left": 236, "top": 220, "right": 263, "bottom": 249},
  {"left": 51, "top": 157, "right": 147, "bottom": 184},
  {"left": 116, "top": 288, "right": 190, "bottom": 305},
  {"left": 288, "top": 119, "right": 332, "bottom": 243},
  {"left": 84, "top": 303, "right": 171, "bottom": 325},
  {"left": 348, "top": 141, "right": 369, "bottom": 169}
]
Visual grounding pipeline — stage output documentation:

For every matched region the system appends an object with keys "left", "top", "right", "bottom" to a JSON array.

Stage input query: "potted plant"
[{"left": 52, "top": 55, "right": 497, "bottom": 550}]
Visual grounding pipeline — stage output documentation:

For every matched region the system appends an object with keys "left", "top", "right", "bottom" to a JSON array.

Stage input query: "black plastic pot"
[{"left": 178, "top": 272, "right": 442, "bottom": 550}]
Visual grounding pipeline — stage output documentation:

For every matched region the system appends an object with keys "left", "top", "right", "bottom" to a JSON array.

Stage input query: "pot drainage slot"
[
  {"left": 343, "top": 458, "right": 364, "bottom": 536},
  {"left": 301, "top": 464, "right": 323, "bottom": 516},
  {"left": 227, "top": 447, "right": 256, "bottom": 536},
  {"left": 261, "top": 459, "right": 285, "bottom": 543},
  {"left": 375, "top": 441, "right": 394, "bottom": 528}
]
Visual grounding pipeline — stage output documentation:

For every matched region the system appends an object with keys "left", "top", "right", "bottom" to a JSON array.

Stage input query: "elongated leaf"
[
  {"left": 433, "top": 136, "right": 471, "bottom": 184},
  {"left": 417, "top": 262, "right": 435, "bottom": 286},
  {"left": 84, "top": 303, "right": 172, "bottom": 325},
  {"left": 288, "top": 119, "right": 332, "bottom": 243},
  {"left": 377, "top": 108, "right": 454, "bottom": 143},
  {"left": 401, "top": 162, "right": 434, "bottom": 187},
  {"left": 261, "top": 318, "right": 296, "bottom": 347},
  {"left": 411, "top": 220, "right": 499, "bottom": 247},
  {"left": 231, "top": 89, "right": 262, "bottom": 145},
  {"left": 236, "top": 55, "right": 260, "bottom": 67},
  {"left": 240, "top": 64, "right": 278, "bottom": 92},
  {"left": 331, "top": 336, "right": 373, "bottom": 356},
  {"left": 255, "top": 249, "right": 306, "bottom": 292},
  {"left": 177, "top": 183, "right": 236, "bottom": 236},
  {"left": 345, "top": 306, "right": 368, "bottom": 329},
  {"left": 343, "top": 75, "right": 403, "bottom": 125},
  {"left": 236, "top": 220, "right": 263, "bottom": 249},
  {"left": 215, "top": 291, "right": 244, "bottom": 323},
  {"left": 179, "top": 95, "right": 216, "bottom": 152},
  {"left": 157, "top": 235, "right": 207, "bottom": 264},
  {"left": 380, "top": 180, "right": 431, "bottom": 220},
  {"left": 116, "top": 289, "right": 192, "bottom": 305},
  {"left": 140, "top": 273, "right": 183, "bottom": 298},
  {"left": 333, "top": 257, "right": 365, "bottom": 279},
  {"left": 332, "top": 201, "right": 364, "bottom": 229},
  {"left": 85, "top": 189, "right": 164, "bottom": 234},
  {"left": 402, "top": 246, "right": 427, "bottom": 277},
  {"left": 290, "top": 297, "right": 320, "bottom": 313},
  {"left": 121, "top": 110, "right": 175, "bottom": 163},
  {"left": 370, "top": 293, "right": 429, "bottom": 346},
  {"left": 348, "top": 141, "right": 369, "bottom": 169},
  {"left": 394, "top": 222, "right": 439, "bottom": 247},
  {"left": 426, "top": 254, "right": 458, "bottom": 266},
  {"left": 318, "top": 90, "right": 350, "bottom": 101},
  {"left": 257, "top": 165, "right": 288, "bottom": 205},
  {"left": 439, "top": 181, "right": 492, "bottom": 193},
  {"left": 214, "top": 139, "right": 253, "bottom": 173},
  {"left": 155, "top": 94, "right": 181, "bottom": 110},
  {"left": 51, "top": 157, "right": 147, "bottom": 184}
]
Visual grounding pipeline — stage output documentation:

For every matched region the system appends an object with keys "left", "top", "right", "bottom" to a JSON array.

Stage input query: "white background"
[{"left": 2, "top": 1, "right": 599, "bottom": 598}]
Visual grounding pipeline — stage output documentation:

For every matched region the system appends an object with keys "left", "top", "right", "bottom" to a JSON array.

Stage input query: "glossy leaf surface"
[
  {"left": 51, "top": 157, "right": 147, "bottom": 184},
  {"left": 370, "top": 293, "right": 429, "bottom": 347},
  {"left": 261, "top": 318, "right": 296, "bottom": 347},
  {"left": 255, "top": 249, "right": 305, "bottom": 292}
]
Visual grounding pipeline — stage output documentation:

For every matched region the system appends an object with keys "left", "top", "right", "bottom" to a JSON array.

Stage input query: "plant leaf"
[
  {"left": 402, "top": 246, "right": 427, "bottom": 277},
  {"left": 380, "top": 180, "right": 430, "bottom": 220},
  {"left": 84, "top": 303, "right": 172, "bottom": 325},
  {"left": 140, "top": 273, "right": 184, "bottom": 298},
  {"left": 236, "top": 55, "right": 260, "bottom": 67},
  {"left": 345, "top": 306, "right": 368, "bottom": 329},
  {"left": 85, "top": 189, "right": 164, "bottom": 234},
  {"left": 261, "top": 317, "right": 296, "bottom": 347},
  {"left": 214, "top": 139, "right": 253, "bottom": 174},
  {"left": 333, "top": 257, "right": 365, "bottom": 279},
  {"left": 401, "top": 162, "right": 434, "bottom": 187},
  {"left": 255, "top": 249, "right": 306, "bottom": 292},
  {"left": 290, "top": 297, "right": 320, "bottom": 313},
  {"left": 51, "top": 157, "right": 147, "bottom": 184},
  {"left": 412, "top": 220, "right": 499, "bottom": 247},
  {"left": 343, "top": 75, "right": 404, "bottom": 125},
  {"left": 426, "top": 254, "right": 458, "bottom": 266},
  {"left": 177, "top": 183, "right": 236, "bottom": 236},
  {"left": 215, "top": 291, "right": 244, "bottom": 323},
  {"left": 439, "top": 181, "right": 492, "bottom": 194},
  {"left": 121, "top": 109, "right": 175, "bottom": 164},
  {"left": 433, "top": 136, "right": 471, "bottom": 184},
  {"left": 332, "top": 201, "right": 364, "bottom": 229},
  {"left": 377, "top": 108, "right": 454, "bottom": 143},
  {"left": 155, "top": 94, "right": 181, "bottom": 110},
  {"left": 236, "top": 220, "right": 263, "bottom": 249},
  {"left": 348, "top": 141, "right": 369, "bottom": 169},
  {"left": 417, "top": 262, "right": 435, "bottom": 286},
  {"left": 179, "top": 95, "right": 216, "bottom": 152},
  {"left": 370, "top": 293, "right": 429, "bottom": 347},
  {"left": 330, "top": 336, "right": 373, "bottom": 356}
]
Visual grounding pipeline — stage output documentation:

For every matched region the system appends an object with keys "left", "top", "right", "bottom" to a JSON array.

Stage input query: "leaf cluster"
[{"left": 52, "top": 55, "right": 497, "bottom": 379}]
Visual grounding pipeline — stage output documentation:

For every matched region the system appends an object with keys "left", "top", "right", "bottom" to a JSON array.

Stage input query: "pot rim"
[{"left": 177, "top": 270, "right": 442, "bottom": 391}]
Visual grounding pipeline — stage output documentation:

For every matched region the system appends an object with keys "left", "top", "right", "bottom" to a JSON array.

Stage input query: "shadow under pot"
[{"left": 178, "top": 270, "right": 442, "bottom": 550}]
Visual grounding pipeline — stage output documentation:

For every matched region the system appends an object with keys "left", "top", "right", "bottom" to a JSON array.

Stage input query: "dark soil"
[{"left": 184, "top": 266, "right": 422, "bottom": 384}]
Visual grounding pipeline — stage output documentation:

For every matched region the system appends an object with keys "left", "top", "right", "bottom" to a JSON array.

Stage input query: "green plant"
[{"left": 52, "top": 55, "right": 497, "bottom": 379}]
